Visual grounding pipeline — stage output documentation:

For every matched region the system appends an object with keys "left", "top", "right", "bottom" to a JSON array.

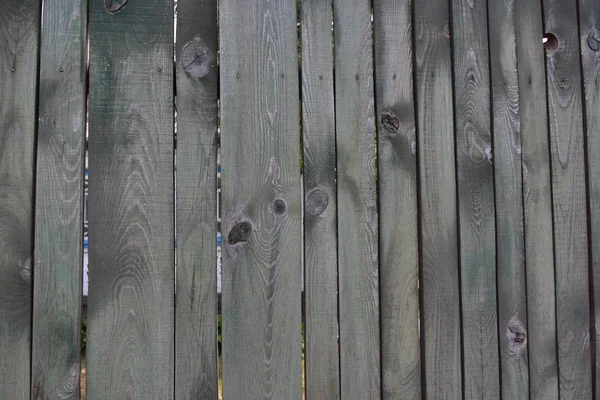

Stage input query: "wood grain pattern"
[
  {"left": 31, "top": 0, "right": 86, "bottom": 398},
  {"left": 514, "top": 0, "right": 559, "bottom": 398},
  {"left": 333, "top": 2, "right": 380, "bottom": 399},
  {"left": 451, "top": 1, "right": 499, "bottom": 398},
  {"left": 542, "top": 0, "right": 593, "bottom": 397},
  {"left": 578, "top": 1, "right": 600, "bottom": 396},
  {"left": 487, "top": 0, "right": 529, "bottom": 397},
  {"left": 372, "top": 1, "right": 420, "bottom": 398},
  {"left": 0, "top": 1, "right": 39, "bottom": 398},
  {"left": 300, "top": 1, "right": 340, "bottom": 399},
  {"left": 87, "top": 2, "right": 175, "bottom": 399},
  {"left": 175, "top": 0, "right": 218, "bottom": 397},
  {"left": 219, "top": 0, "right": 303, "bottom": 398},
  {"left": 414, "top": 0, "right": 462, "bottom": 398}
]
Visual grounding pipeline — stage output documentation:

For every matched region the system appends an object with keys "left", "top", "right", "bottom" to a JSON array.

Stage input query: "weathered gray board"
[
  {"left": 31, "top": 0, "right": 86, "bottom": 398},
  {"left": 219, "top": 0, "right": 303, "bottom": 398},
  {"left": 87, "top": 1, "right": 175, "bottom": 398}
]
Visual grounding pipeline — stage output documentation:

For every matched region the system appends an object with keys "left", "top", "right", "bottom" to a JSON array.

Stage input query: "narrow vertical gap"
[
  {"left": 539, "top": 1, "right": 562, "bottom": 398},
  {"left": 574, "top": 1, "right": 597, "bottom": 395},
  {"left": 80, "top": 2, "right": 91, "bottom": 396},
  {"left": 370, "top": 1, "right": 385, "bottom": 398},
  {"left": 446, "top": 0, "right": 466, "bottom": 398},
  {"left": 409, "top": 0, "right": 427, "bottom": 397},
  {"left": 172, "top": 2, "right": 177, "bottom": 399},
  {"left": 216, "top": 0, "right": 223, "bottom": 397},
  {"left": 330, "top": 0, "right": 342, "bottom": 398},
  {"left": 30, "top": 0, "right": 44, "bottom": 394},
  {"left": 296, "top": 0, "right": 306, "bottom": 398},
  {"left": 485, "top": 0, "right": 503, "bottom": 396}
]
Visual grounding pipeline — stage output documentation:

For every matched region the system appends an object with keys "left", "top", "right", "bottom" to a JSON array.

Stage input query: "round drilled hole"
[{"left": 543, "top": 32, "right": 559, "bottom": 52}]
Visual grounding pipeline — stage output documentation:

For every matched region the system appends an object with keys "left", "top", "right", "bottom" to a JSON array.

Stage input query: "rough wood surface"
[
  {"left": 87, "top": 2, "right": 175, "bottom": 398},
  {"left": 414, "top": 1, "right": 462, "bottom": 398},
  {"left": 0, "top": 1, "right": 39, "bottom": 398},
  {"left": 488, "top": 0, "right": 529, "bottom": 397},
  {"left": 31, "top": 0, "right": 86, "bottom": 398},
  {"left": 542, "top": 0, "right": 593, "bottom": 397},
  {"left": 373, "top": 1, "right": 420, "bottom": 398},
  {"left": 333, "top": 1, "right": 380, "bottom": 399},
  {"left": 451, "top": 1, "right": 499, "bottom": 397},
  {"left": 514, "top": 0, "right": 559, "bottom": 398},
  {"left": 219, "top": 0, "right": 303, "bottom": 398},
  {"left": 300, "top": 1, "right": 340, "bottom": 399},
  {"left": 175, "top": 0, "right": 218, "bottom": 397},
  {"left": 578, "top": 1, "right": 600, "bottom": 395}
]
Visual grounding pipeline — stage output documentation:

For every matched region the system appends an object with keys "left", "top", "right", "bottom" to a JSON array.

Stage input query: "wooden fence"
[{"left": 1, "top": 0, "right": 599, "bottom": 399}]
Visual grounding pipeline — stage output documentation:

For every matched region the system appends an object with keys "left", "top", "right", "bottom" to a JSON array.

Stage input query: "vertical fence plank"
[
  {"left": 515, "top": 0, "right": 559, "bottom": 398},
  {"left": 542, "top": 0, "right": 593, "bottom": 397},
  {"left": 451, "top": 0, "right": 499, "bottom": 398},
  {"left": 175, "top": 0, "right": 218, "bottom": 397},
  {"left": 488, "top": 0, "right": 530, "bottom": 397},
  {"left": 300, "top": 1, "right": 340, "bottom": 399},
  {"left": 579, "top": 1, "right": 600, "bottom": 395},
  {"left": 414, "top": 0, "right": 462, "bottom": 398},
  {"left": 87, "top": 1, "right": 175, "bottom": 398},
  {"left": 31, "top": 0, "right": 86, "bottom": 397},
  {"left": 0, "top": 2, "right": 40, "bottom": 398},
  {"left": 219, "top": 0, "right": 303, "bottom": 398},
  {"left": 373, "top": 1, "right": 420, "bottom": 398},
  {"left": 333, "top": 1, "right": 380, "bottom": 399}
]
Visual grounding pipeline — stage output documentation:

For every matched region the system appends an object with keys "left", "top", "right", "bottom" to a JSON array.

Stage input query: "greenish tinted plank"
[
  {"left": 451, "top": 1, "right": 499, "bottom": 397},
  {"left": 333, "top": 2, "right": 380, "bottom": 399},
  {"left": 488, "top": 0, "right": 529, "bottom": 397},
  {"left": 175, "top": 0, "right": 218, "bottom": 397},
  {"left": 373, "top": 1, "right": 420, "bottom": 398},
  {"left": 87, "top": 2, "right": 175, "bottom": 399},
  {"left": 300, "top": 1, "right": 340, "bottom": 399},
  {"left": 578, "top": 1, "right": 600, "bottom": 396},
  {"left": 414, "top": 0, "right": 461, "bottom": 398},
  {"left": 31, "top": 0, "right": 86, "bottom": 398},
  {"left": 0, "top": 1, "right": 39, "bottom": 398},
  {"left": 514, "top": 0, "right": 559, "bottom": 398},
  {"left": 219, "top": 0, "right": 303, "bottom": 398},
  {"left": 542, "top": 0, "right": 593, "bottom": 397}
]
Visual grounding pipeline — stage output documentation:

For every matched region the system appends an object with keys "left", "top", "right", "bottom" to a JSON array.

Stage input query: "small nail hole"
[{"left": 543, "top": 32, "right": 559, "bottom": 52}]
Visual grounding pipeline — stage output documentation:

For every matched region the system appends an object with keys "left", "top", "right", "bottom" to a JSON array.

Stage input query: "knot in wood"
[
  {"left": 380, "top": 112, "right": 400, "bottom": 135},
  {"left": 588, "top": 30, "right": 600, "bottom": 51},
  {"left": 272, "top": 199, "right": 287, "bottom": 216},
  {"left": 506, "top": 317, "right": 527, "bottom": 356},
  {"left": 228, "top": 221, "right": 252, "bottom": 245},
  {"left": 181, "top": 40, "right": 212, "bottom": 79},
  {"left": 306, "top": 189, "right": 328, "bottom": 216},
  {"left": 105, "top": 0, "right": 127, "bottom": 13}
]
